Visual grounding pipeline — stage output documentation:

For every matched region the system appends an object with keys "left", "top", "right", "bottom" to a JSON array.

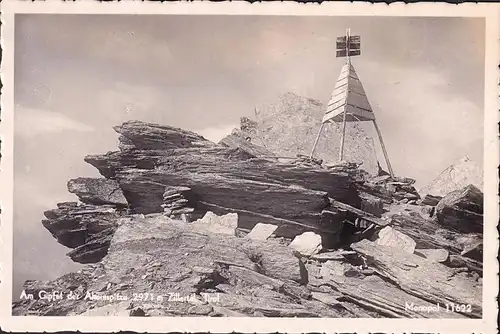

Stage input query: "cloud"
[
  {"left": 15, "top": 106, "right": 95, "bottom": 138},
  {"left": 356, "top": 60, "right": 483, "bottom": 186},
  {"left": 196, "top": 124, "right": 238, "bottom": 143}
]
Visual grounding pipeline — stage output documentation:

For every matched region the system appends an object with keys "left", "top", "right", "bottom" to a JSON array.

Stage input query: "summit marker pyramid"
[
  {"left": 310, "top": 29, "right": 394, "bottom": 177},
  {"left": 322, "top": 63, "right": 376, "bottom": 123}
]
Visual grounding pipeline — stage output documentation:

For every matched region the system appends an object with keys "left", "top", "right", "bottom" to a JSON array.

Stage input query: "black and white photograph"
[{"left": 0, "top": 2, "right": 498, "bottom": 332}]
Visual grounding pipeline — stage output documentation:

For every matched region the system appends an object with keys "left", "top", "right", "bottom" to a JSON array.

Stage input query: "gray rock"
[
  {"left": 289, "top": 232, "right": 322, "bottom": 257},
  {"left": 191, "top": 211, "right": 238, "bottom": 236},
  {"left": 419, "top": 194, "right": 443, "bottom": 206},
  {"left": 246, "top": 223, "right": 278, "bottom": 241},
  {"left": 435, "top": 185, "right": 483, "bottom": 233},
  {"left": 376, "top": 226, "right": 416, "bottom": 254},
  {"left": 67, "top": 178, "right": 128, "bottom": 207},
  {"left": 415, "top": 249, "right": 449, "bottom": 263}
]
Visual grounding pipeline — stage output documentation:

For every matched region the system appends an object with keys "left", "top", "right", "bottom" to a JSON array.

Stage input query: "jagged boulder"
[
  {"left": 42, "top": 202, "right": 124, "bottom": 263},
  {"left": 114, "top": 120, "right": 214, "bottom": 150},
  {"left": 435, "top": 185, "right": 483, "bottom": 233}
]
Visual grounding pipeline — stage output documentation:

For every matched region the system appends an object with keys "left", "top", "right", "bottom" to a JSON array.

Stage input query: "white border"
[{"left": 0, "top": 1, "right": 498, "bottom": 332}]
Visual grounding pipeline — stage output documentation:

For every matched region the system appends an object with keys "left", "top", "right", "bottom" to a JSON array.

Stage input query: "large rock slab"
[
  {"left": 114, "top": 120, "right": 214, "bottom": 151},
  {"left": 324, "top": 274, "right": 468, "bottom": 319},
  {"left": 67, "top": 177, "right": 128, "bottom": 207},
  {"left": 359, "top": 192, "right": 384, "bottom": 216},
  {"left": 435, "top": 185, "right": 483, "bottom": 233},
  {"left": 116, "top": 167, "right": 332, "bottom": 232},
  {"left": 351, "top": 239, "right": 482, "bottom": 318},
  {"left": 385, "top": 213, "right": 464, "bottom": 255}
]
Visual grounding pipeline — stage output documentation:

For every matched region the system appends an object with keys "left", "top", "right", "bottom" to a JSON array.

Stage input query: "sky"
[{"left": 13, "top": 14, "right": 485, "bottom": 299}]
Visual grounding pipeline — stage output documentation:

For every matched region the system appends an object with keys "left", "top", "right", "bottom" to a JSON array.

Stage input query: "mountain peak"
[{"left": 420, "top": 155, "right": 483, "bottom": 197}]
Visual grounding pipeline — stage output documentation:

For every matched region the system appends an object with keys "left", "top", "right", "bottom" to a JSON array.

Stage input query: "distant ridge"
[{"left": 419, "top": 155, "right": 483, "bottom": 197}]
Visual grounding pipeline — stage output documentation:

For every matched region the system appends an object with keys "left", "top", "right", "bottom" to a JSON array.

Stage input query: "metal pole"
[
  {"left": 372, "top": 119, "right": 394, "bottom": 177},
  {"left": 338, "top": 28, "right": 350, "bottom": 162},
  {"left": 310, "top": 123, "right": 325, "bottom": 159},
  {"left": 338, "top": 101, "right": 348, "bottom": 162}
]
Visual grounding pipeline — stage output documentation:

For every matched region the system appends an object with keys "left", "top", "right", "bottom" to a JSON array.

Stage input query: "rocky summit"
[{"left": 13, "top": 120, "right": 483, "bottom": 318}]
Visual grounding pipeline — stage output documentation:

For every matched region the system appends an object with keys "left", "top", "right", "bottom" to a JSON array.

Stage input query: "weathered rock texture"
[{"left": 13, "top": 120, "right": 483, "bottom": 318}]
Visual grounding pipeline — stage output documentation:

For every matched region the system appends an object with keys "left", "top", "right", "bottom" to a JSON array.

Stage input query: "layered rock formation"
[{"left": 13, "top": 120, "right": 483, "bottom": 318}]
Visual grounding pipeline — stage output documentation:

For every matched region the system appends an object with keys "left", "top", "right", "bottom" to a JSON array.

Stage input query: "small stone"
[
  {"left": 289, "top": 232, "right": 322, "bottom": 257},
  {"left": 323, "top": 260, "right": 346, "bottom": 276},
  {"left": 148, "top": 309, "right": 164, "bottom": 316},
  {"left": 376, "top": 226, "right": 416, "bottom": 254},
  {"left": 191, "top": 211, "right": 238, "bottom": 236},
  {"left": 246, "top": 223, "right": 279, "bottom": 241}
]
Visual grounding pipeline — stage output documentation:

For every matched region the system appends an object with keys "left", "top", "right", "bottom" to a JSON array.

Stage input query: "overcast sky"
[{"left": 13, "top": 14, "right": 485, "bottom": 298}]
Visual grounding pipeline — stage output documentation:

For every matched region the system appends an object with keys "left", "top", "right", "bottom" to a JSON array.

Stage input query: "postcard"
[{"left": 0, "top": 1, "right": 498, "bottom": 332}]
